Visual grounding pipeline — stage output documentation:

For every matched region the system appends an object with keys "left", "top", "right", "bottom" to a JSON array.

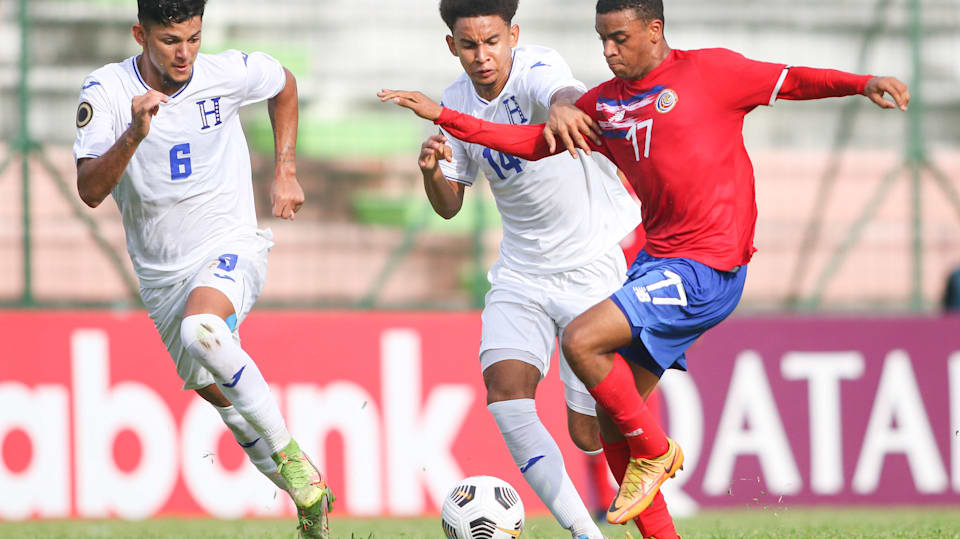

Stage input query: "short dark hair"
[
  {"left": 137, "top": 0, "right": 207, "bottom": 27},
  {"left": 596, "top": 0, "right": 664, "bottom": 24},
  {"left": 439, "top": 0, "right": 519, "bottom": 31}
]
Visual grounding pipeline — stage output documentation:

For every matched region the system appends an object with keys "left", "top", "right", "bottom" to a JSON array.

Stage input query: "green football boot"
[{"left": 272, "top": 439, "right": 335, "bottom": 539}]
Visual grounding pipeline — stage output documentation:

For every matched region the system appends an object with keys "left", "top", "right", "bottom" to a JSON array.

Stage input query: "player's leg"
[
  {"left": 140, "top": 283, "right": 289, "bottom": 493},
  {"left": 562, "top": 300, "right": 679, "bottom": 525},
  {"left": 195, "top": 384, "right": 288, "bottom": 491},
  {"left": 179, "top": 249, "right": 332, "bottom": 538},
  {"left": 483, "top": 354, "right": 604, "bottom": 539},
  {"left": 562, "top": 299, "right": 670, "bottom": 459},
  {"left": 597, "top": 364, "right": 679, "bottom": 539}
]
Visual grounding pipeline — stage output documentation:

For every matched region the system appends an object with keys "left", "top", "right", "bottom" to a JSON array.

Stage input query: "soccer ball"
[{"left": 441, "top": 475, "right": 525, "bottom": 539}]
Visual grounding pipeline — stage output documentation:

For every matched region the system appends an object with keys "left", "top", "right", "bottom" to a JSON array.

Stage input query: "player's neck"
[
  {"left": 631, "top": 43, "right": 671, "bottom": 81},
  {"left": 136, "top": 54, "right": 188, "bottom": 96}
]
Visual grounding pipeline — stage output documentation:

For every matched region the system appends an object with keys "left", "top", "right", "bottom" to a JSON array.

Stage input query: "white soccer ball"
[{"left": 441, "top": 475, "right": 525, "bottom": 539}]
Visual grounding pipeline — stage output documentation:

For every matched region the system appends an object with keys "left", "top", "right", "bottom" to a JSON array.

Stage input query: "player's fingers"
[
  {"left": 558, "top": 128, "right": 578, "bottom": 159},
  {"left": 442, "top": 144, "right": 453, "bottom": 162},
  {"left": 582, "top": 116, "right": 602, "bottom": 144},
  {"left": 578, "top": 117, "right": 601, "bottom": 146},
  {"left": 888, "top": 82, "right": 910, "bottom": 111},
  {"left": 543, "top": 127, "right": 557, "bottom": 154},
  {"left": 570, "top": 128, "right": 592, "bottom": 157}
]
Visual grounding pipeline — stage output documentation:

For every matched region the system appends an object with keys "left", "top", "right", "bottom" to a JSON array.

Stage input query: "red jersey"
[{"left": 435, "top": 47, "right": 871, "bottom": 271}]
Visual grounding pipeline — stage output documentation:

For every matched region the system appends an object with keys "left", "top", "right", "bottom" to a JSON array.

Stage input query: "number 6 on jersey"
[{"left": 169, "top": 143, "right": 192, "bottom": 181}]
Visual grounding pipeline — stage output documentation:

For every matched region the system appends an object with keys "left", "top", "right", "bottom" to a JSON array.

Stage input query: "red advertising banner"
[{"left": 1, "top": 311, "right": 958, "bottom": 521}]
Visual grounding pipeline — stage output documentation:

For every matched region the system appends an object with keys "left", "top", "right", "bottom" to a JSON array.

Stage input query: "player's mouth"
[
  {"left": 475, "top": 68, "right": 496, "bottom": 79},
  {"left": 171, "top": 64, "right": 191, "bottom": 75}
]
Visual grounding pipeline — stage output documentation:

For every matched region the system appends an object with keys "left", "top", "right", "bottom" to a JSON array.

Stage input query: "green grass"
[{"left": 2, "top": 508, "right": 959, "bottom": 539}]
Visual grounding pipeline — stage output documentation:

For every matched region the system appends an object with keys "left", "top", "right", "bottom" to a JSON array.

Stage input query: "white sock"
[
  {"left": 488, "top": 399, "right": 601, "bottom": 537},
  {"left": 182, "top": 314, "right": 291, "bottom": 453},
  {"left": 215, "top": 405, "right": 287, "bottom": 491}
]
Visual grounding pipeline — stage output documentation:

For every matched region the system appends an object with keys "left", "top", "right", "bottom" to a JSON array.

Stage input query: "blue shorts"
[{"left": 610, "top": 250, "right": 747, "bottom": 377}]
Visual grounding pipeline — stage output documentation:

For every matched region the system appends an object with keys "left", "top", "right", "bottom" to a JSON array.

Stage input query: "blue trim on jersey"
[
  {"left": 597, "top": 85, "right": 665, "bottom": 107},
  {"left": 82, "top": 81, "right": 101, "bottom": 90},
  {"left": 602, "top": 130, "right": 629, "bottom": 139},
  {"left": 132, "top": 57, "right": 149, "bottom": 91},
  {"left": 132, "top": 55, "right": 194, "bottom": 98}
]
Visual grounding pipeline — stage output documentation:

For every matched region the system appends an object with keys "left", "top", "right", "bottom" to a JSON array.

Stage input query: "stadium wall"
[{"left": 1, "top": 311, "right": 958, "bottom": 520}]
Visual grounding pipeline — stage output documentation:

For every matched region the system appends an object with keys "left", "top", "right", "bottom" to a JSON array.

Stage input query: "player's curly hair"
[
  {"left": 439, "top": 0, "right": 519, "bottom": 31},
  {"left": 137, "top": 0, "right": 207, "bottom": 27},
  {"left": 596, "top": 0, "right": 664, "bottom": 24}
]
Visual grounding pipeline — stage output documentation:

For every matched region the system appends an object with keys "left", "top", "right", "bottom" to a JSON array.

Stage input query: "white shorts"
[
  {"left": 479, "top": 245, "right": 628, "bottom": 416},
  {"left": 140, "top": 230, "right": 273, "bottom": 390}
]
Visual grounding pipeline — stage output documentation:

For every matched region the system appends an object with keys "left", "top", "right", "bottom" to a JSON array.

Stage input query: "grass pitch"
[{"left": 2, "top": 508, "right": 958, "bottom": 538}]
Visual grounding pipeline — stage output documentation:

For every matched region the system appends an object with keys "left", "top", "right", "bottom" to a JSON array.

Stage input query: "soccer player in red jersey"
[{"left": 380, "top": 0, "right": 909, "bottom": 535}]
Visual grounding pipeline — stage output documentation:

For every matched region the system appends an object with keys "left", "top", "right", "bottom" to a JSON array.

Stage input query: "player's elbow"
[
  {"left": 77, "top": 181, "right": 103, "bottom": 208},
  {"left": 435, "top": 206, "right": 460, "bottom": 220}
]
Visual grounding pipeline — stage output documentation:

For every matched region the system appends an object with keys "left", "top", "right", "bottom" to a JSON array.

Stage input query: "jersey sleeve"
[
  {"left": 239, "top": 51, "right": 287, "bottom": 107},
  {"left": 73, "top": 75, "right": 117, "bottom": 161},
  {"left": 437, "top": 126, "right": 479, "bottom": 186},
  {"left": 523, "top": 48, "right": 587, "bottom": 109},
  {"left": 696, "top": 48, "right": 788, "bottom": 111}
]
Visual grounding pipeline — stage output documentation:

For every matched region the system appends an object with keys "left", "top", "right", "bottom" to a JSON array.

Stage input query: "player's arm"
[
  {"left": 267, "top": 67, "right": 304, "bottom": 220},
  {"left": 776, "top": 67, "right": 910, "bottom": 110},
  {"left": 418, "top": 134, "right": 466, "bottom": 219},
  {"left": 76, "top": 89, "right": 168, "bottom": 208},
  {"left": 544, "top": 86, "right": 602, "bottom": 157},
  {"left": 378, "top": 89, "right": 599, "bottom": 161}
]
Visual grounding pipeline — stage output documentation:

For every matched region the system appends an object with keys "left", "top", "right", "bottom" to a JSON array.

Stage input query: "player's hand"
[
  {"left": 864, "top": 76, "right": 910, "bottom": 111},
  {"left": 419, "top": 134, "right": 453, "bottom": 173},
  {"left": 378, "top": 89, "right": 443, "bottom": 121},
  {"left": 545, "top": 102, "right": 601, "bottom": 158},
  {"left": 271, "top": 175, "right": 305, "bottom": 220},
  {"left": 129, "top": 90, "right": 169, "bottom": 141}
]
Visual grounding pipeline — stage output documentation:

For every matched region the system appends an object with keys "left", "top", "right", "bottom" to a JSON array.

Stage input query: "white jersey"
[
  {"left": 73, "top": 50, "right": 286, "bottom": 288},
  {"left": 439, "top": 45, "right": 641, "bottom": 274}
]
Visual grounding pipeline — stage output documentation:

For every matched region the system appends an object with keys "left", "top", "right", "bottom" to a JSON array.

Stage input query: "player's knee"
[
  {"left": 485, "top": 382, "right": 531, "bottom": 405},
  {"left": 181, "top": 313, "right": 235, "bottom": 379},
  {"left": 567, "top": 409, "right": 602, "bottom": 453},
  {"left": 561, "top": 323, "right": 592, "bottom": 369},
  {"left": 569, "top": 423, "right": 602, "bottom": 453}
]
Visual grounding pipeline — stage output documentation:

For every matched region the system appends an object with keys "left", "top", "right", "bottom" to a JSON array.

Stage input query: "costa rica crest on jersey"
[{"left": 655, "top": 89, "right": 678, "bottom": 114}]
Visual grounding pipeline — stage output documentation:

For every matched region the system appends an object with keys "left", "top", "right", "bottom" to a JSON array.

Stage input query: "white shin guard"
[
  {"left": 488, "top": 399, "right": 601, "bottom": 536},
  {"left": 182, "top": 314, "right": 291, "bottom": 453},
  {"left": 215, "top": 405, "right": 287, "bottom": 491}
]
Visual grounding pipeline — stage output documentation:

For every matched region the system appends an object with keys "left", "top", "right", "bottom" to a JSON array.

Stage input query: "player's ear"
[
  {"left": 446, "top": 34, "right": 457, "bottom": 57},
  {"left": 647, "top": 19, "right": 663, "bottom": 43},
  {"left": 132, "top": 23, "right": 147, "bottom": 47},
  {"left": 509, "top": 24, "right": 520, "bottom": 48}
]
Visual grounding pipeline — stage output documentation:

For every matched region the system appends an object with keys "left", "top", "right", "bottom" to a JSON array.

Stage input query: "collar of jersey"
[
  {"left": 132, "top": 55, "right": 194, "bottom": 100},
  {"left": 472, "top": 49, "right": 518, "bottom": 106}
]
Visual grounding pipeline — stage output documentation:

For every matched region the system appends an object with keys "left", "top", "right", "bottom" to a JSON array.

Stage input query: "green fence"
[{"left": 1, "top": 0, "right": 959, "bottom": 311}]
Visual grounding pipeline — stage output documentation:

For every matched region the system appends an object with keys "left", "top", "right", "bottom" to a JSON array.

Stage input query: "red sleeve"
[
  {"left": 434, "top": 94, "right": 606, "bottom": 161},
  {"left": 776, "top": 66, "right": 872, "bottom": 101},
  {"left": 695, "top": 48, "right": 788, "bottom": 111}
]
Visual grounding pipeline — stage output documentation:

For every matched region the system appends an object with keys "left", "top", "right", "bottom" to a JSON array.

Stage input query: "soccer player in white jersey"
[
  {"left": 380, "top": 1, "right": 641, "bottom": 537},
  {"left": 72, "top": 1, "right": 332, "bottom": 536}
]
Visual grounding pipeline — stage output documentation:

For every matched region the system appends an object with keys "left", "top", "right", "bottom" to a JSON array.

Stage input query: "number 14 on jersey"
[{"left": 482, "top": 147, "right": 524, "bottom": 180}]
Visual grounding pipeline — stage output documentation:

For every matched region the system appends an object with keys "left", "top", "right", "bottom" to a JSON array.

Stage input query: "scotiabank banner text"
[{"left": 0, "top": 311, "right": 957, "bottom": 519}]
